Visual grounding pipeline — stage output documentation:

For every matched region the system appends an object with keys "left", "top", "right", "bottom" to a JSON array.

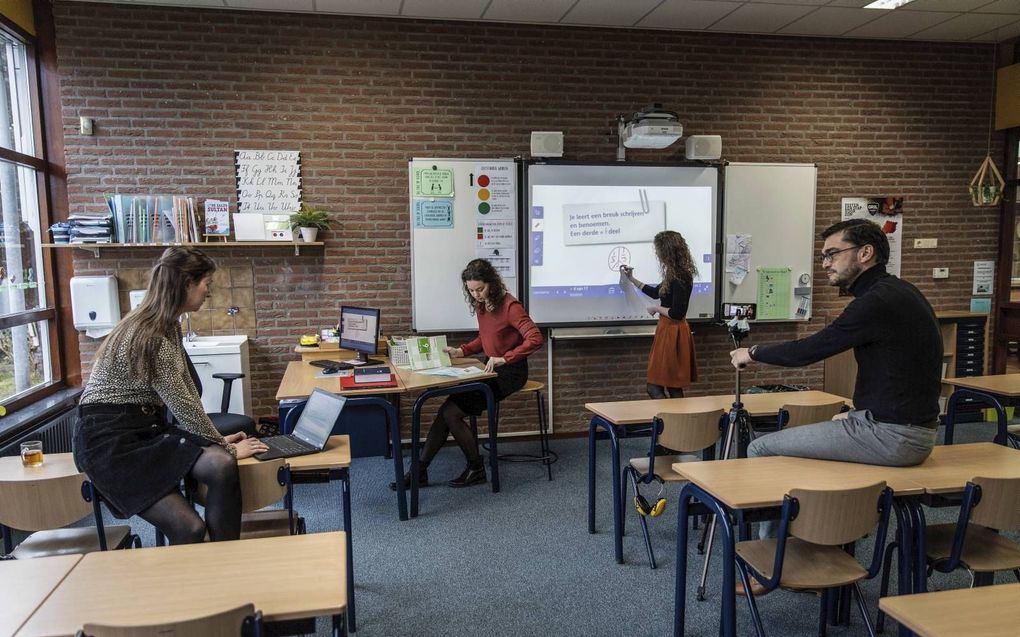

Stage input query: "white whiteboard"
[
  {"left": 409, "top": 158, "right": 519, "bottom": 332},
  {"left": 723, "top": 163, "right": 817, "bottom": 321}
]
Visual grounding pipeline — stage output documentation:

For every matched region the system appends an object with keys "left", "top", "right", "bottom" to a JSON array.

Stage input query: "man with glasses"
[
  {"left": 731, "top": 217, "right": 941, "bottom": 465},
  {"left": 729, "top": 219, "right": 941, "bottom": 591}
]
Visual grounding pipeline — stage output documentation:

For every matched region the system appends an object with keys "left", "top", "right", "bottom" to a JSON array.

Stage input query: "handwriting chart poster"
[{"left": 235, "top": 150, "right": 302, "bottom": 214}]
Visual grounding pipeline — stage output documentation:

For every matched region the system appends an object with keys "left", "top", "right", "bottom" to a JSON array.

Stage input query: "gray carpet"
[{"left": 97, "top": 420, "right": 1018, "bottom": 636}]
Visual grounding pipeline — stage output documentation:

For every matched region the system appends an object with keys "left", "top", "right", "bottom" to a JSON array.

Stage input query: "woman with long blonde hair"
[
  {"left": 621, "top": 230, "right": 699, "bottom": 398},
  {"left": 73, "top": 247, "right": 267, "bottom": 544}
]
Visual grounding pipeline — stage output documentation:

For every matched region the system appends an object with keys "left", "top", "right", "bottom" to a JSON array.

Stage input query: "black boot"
[
  {"left": 448, "top": 464, "right": 486, "bottom": 488},
  {"left": 389, "top": 466, "right": 428, "bottom": 491}
]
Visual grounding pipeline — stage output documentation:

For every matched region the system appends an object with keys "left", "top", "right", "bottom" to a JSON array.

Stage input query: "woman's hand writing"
[
  {"left": 232, "top": 437, "right": 270, "bottom": 459},
  {"left": 484, "top": 356, "right": 506, "bottom": 373},
  {"left": 443, "top": 346, "right": 464, "bottom": 358}
]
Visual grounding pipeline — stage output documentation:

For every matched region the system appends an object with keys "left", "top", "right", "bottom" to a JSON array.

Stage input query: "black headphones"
[{"left": 634, "top": 477, "right": 666, "bottom": 517}]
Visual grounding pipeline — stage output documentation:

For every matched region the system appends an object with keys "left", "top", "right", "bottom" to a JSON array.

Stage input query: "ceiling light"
[{"left": 864, "top": 0, "right": 916, "bottom": 9}]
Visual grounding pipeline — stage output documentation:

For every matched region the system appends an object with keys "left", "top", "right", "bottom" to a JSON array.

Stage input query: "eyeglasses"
[{"left": 820, "top": 245, "right": 861, "bottom": 264}]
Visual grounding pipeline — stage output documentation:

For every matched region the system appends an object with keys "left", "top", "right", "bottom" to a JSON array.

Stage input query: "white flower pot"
[{"left": 299, "top": 227, "right": 319, "bottom": 242}]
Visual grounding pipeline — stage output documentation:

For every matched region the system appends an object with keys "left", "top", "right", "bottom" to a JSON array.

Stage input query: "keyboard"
[{"left": 261, "top": 435, "right": 314, "bottom": 455}]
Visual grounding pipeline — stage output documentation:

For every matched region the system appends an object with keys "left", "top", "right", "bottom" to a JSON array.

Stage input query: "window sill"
[{"left": 0, "top": 385, "right": 82, "bottom": 444}]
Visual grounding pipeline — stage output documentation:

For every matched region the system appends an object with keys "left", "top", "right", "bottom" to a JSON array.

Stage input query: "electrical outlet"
[
  {"left": 933, "top": 268, "right": 949, "bottom": 279},
  {"left": 914, "top": 238, "right": 938, "bottom": 249}
]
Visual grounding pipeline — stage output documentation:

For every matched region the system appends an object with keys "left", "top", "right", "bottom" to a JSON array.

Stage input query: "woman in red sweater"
[{"left": 395, "top": 258, "right": 543, "bottom": 489}]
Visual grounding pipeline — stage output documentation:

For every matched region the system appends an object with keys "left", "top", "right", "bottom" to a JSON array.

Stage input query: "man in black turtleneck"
[{"left": 730, "top": 218, "right": 942, "bottom": 467}]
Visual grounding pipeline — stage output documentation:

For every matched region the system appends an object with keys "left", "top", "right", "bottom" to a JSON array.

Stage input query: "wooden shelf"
[{"left": 41, "top": 241, "right": 323, "bottom": 257}]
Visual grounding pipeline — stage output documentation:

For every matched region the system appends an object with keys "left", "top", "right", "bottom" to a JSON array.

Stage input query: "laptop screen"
[{"left": 293, "top": 389, "right": 346, "bottom": 448}]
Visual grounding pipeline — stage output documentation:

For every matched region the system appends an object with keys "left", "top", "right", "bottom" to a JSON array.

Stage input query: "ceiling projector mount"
[{"left": 616, "top": 104, "right": 683, "bottom": 161}]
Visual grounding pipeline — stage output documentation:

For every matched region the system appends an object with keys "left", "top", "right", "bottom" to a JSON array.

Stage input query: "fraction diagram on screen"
[{"left": 607, "top": 246, "right": 631, "bottom": 271}]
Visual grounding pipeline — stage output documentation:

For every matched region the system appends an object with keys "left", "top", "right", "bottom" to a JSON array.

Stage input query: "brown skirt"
[{"left": 647, "top": 316, "right": 697, "bottom": 388}]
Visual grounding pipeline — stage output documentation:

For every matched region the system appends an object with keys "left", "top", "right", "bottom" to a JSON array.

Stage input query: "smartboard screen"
[{"left": 526, "top": 163, "right": 718, "bottom": 326}]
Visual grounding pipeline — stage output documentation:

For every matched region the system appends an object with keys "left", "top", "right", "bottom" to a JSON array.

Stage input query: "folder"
[{"left": 340, "top": 373, "right": 397, "bottom": 390}]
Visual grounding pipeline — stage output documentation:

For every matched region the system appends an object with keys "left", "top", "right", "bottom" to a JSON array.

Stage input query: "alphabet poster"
[{"left": 235, "top": 150, "right": 301, "bottom": 214}]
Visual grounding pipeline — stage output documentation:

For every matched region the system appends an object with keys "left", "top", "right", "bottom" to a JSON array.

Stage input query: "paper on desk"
[
  {"left": 417, "top": 366, "right": 484, "bottom": 377},
  {"left": 315, "top": 370, "right": 353, "bottom": 379}
]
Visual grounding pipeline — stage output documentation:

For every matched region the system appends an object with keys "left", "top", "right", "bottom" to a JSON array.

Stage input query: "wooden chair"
[
  {"left": 778, "top": 400, "right": 847, "bottom": 429},
  {"left": 735, "top": 482, "right": 893, "bottom": 637},
  {"left": 194, "top": 458, "right": 301, "bottom": 538},
  {"left": 75, "top": 603, "right": 263, "bottom": 637},
  {"left": 621, "top": 409, "right": 726, "bottom": 568},
  {"left": 0, "top": 471, "right": 138, "bottom": 559}
]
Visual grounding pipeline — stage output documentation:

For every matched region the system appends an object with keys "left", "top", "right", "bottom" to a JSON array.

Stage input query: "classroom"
[{"left": 1, "top": 0, "right": 1020, "bottom": 636}]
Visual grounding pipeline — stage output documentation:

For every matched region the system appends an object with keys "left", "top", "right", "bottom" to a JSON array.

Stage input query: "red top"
[{"left": 460, "top": 293, "right": 542, "bottom": 364}]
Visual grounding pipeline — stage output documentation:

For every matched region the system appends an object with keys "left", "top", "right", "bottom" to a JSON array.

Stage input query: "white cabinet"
[{"left": 183, "top": 336, "right": 252, "bottom": 417}]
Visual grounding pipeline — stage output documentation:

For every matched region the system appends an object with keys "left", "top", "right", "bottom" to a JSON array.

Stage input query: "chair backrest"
[
  {"left": 193, "top": 459, "right": 287, "bottom": 513},
  {"left": 780, "top": 401, "right": 847, "bottom": 428},
  {"left": 79, "top": 603, "right": 258, "bottom": 637},
  {"left": 656, "top": 410, "right": 725, "bottom": 453},
  {"left": 970, "top": 476, "right": 1020, "bottom": 530},
  {"left": 0, "top": 473, "right": 91, "bottom": 531},
  {"left": 788, "top": 481, "right": 886, "bottom": 546}
]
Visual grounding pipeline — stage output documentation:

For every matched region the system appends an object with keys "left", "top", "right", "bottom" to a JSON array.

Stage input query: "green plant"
[{"left": 289, "top": 204, "right": 332, "bottom": 231}]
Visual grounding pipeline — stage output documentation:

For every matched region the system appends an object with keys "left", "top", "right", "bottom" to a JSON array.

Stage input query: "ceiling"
[{"left": 67, "top": 0, "right": 1020, "bottom": 43}]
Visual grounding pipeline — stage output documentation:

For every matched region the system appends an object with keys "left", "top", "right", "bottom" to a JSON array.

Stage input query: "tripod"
[{"left": 695, "top": 315, "right": 757, "bottom": 601}]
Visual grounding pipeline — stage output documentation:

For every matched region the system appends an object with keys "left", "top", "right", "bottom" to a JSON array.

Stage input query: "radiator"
[{"left": 0, "top": 407, "right": 77, "bottom": 457}]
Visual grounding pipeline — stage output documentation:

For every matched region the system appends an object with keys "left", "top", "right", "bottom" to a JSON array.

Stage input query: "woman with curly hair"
[
  {"left": 391, "top": 258, "right": 542, "bottom": 489},
  {"left": 621, "top": 230, "right": 699, "bottom": 398}
]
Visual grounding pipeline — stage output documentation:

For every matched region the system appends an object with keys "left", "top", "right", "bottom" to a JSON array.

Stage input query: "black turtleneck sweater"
[{"left": 751, "top": 265, "right": 942, "bottom": 427}]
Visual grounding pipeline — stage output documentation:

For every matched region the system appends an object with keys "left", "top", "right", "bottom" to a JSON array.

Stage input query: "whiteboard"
[
  {"left": 722, "top": 163, "right": 817, "bottom": 321},
  {"left": 409, "top": 158, "right": 519, "bottom": 332}
]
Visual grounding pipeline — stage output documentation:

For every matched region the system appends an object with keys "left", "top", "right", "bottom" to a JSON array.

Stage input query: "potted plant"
[{"left": 289, "top": 204, "right": 331, "bottom": 242}]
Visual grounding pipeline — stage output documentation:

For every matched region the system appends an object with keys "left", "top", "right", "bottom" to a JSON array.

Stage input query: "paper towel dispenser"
[{"left": 70, "top": 276, "right": 121, "bottom": 338}]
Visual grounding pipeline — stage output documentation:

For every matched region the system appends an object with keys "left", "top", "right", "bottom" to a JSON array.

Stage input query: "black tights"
[
  {"left": 647, "top": 383, "right": 684, "bottom": 399},
  {"left": 137, "top": 445, "right": 241, "bottom": 545},
  {"left": 420, "top": 399, "right": 482, "bottom": 470}
]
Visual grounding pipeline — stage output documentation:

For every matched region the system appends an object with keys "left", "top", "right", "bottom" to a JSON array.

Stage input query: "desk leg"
[
  {"left": 892, "top": 500, "right": 915, "bottom": 637},
  {"left": 946, "top": 389, "right": 1009, "bottom": 446},
  {"left": 910, "top": 500, "right": 928, "bottom": 594},
  {"left": 586, "top": 416, "right": 623, "bottom": 561},
  {"left": 339, "top": 467, "right": 356, "bottom": 633},
  {"left": 486, "top": 389, "right": 500, "bottom": 493},
  {"left": 675, "top": 483, "right": 736, "bottom": 637},
  {"left": 388, "top": 400, "right": 407, "bottom": 522}
]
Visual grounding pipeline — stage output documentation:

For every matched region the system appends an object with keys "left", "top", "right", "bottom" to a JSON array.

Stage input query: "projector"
[{"left": 622, "top": 111, "right": 683, "bottom": 149}]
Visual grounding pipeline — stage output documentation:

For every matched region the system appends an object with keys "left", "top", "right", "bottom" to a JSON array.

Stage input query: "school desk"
[
  {"left": 0, "top": 554, "right": 81, "bottom": 637},
  {"left": 879, "top": 583, "right": 1020, "bottom": 637},
  {"left": 584, "top": 390, "right": 850, "bottom": 563},
  {"left": 944, "top": 373, "right": 1020, "bottom": 445}
]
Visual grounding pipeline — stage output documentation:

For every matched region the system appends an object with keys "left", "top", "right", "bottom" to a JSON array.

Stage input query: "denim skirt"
[
  {"left": 73, "top": 403, "right": 211, "bottom": 519},
  {"left": 450, "top": 358, "right": 529, "bottom": 416}
]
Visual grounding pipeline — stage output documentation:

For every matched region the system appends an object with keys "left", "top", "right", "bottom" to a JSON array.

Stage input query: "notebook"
[{"left": 255, "top": 388, "right": 346, "bottom": 461}]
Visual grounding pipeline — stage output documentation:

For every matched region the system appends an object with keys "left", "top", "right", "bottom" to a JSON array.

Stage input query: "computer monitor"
[{"left": 339, "top": 306, "right": 382, "bottom": 365}]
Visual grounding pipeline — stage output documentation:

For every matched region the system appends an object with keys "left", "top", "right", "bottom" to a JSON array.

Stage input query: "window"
[{"left": 0, "top": 28, "right": 57, "bottom": 407}]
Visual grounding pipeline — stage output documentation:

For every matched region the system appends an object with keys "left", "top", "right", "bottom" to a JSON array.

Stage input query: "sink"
[{"left": 182, "top": 335, "right": 248, "bottom": 353}]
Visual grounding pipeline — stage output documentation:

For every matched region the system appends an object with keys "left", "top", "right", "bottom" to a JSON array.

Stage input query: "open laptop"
[{"left": 255, "top": 388, "right": 346, "bottom": 461}]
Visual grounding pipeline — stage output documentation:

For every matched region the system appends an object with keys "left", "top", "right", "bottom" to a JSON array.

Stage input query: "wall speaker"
[
  {"left": 531, "top": 131, "right": 564, "bottom": 158},
  {"left": 685, "top": 135, "right": 722, "bottom": 160}
]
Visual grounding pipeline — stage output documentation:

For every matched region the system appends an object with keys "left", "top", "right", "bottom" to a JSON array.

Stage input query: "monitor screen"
[
  {"left": 294, "top": 389, "right": 346, "bottom": 448},
  {"left": 339, "top": 306, "right": 380, "bottom": 356}
]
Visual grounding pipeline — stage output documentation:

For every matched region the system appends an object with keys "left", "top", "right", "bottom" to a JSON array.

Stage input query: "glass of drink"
[{"left": 20, "top": 440, "right": 43, "bottom": 467}]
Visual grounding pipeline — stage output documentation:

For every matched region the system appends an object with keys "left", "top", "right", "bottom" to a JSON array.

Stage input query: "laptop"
[{"left": 255, "top": 388, "right": 347, "bottom": 461}]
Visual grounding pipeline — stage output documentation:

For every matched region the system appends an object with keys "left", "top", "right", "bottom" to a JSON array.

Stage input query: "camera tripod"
[{"left": 695, "top": 315, "right": 757, "bottom": 601}]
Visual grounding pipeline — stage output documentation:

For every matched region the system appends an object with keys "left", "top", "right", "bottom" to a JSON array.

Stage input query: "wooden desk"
[
  {"left": 584, "top": 390, "right": 850, "bottom": 564},
  {"left": 879, "top": 583, "right": 1020, "bottom": 637},
  {"left": 0, "top": 555, "right": 81, "bottom": 637},
  {"left": 943, "top": 373, "right": 1020, "bottom": 445},
  {"left": 0, "top": 452, "right": 81, "bottom": 482},
  {"left": 896, "top": 442, "right": 1020, "bottom": 494},
  {"left": 16, "top": 532, "right": 347, "bottom": 637},
  {"left": 585, "top": 390, "right": 848, "bottom": 426},
  {"left": 276, "top": 360, "right": 404, "bottom": 401}
]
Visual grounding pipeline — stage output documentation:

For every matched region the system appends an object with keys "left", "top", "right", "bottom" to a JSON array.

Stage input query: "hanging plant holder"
[{"left": 969, "top": 155, "right": 1006, "bottom": 207}]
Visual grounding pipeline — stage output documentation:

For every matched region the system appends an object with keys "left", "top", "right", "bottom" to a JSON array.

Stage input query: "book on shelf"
[{"left": 104, "top": 194, "right": 202, "bottom": 244}]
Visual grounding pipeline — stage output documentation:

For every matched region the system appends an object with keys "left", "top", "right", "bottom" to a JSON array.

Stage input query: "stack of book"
[
  {"left": 339, "top": 366, "right": 397, "bottom": 389},
  {"left": 68, "top": 213, "right": 114, "bottom": 244}
]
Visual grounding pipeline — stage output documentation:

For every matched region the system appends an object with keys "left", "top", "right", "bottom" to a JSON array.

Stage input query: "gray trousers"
[{"left": 750, "top": 408, "right": 937, "bottom": 537}]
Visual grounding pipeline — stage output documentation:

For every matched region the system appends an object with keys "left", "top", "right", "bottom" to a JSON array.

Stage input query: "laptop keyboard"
[{"left": 261, "top": 435, "right": 312, "bottom": 455}]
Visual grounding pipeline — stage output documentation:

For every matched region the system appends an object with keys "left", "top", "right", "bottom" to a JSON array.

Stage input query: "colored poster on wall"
[
  {"left": 413, "top": 198, "right": 454, "bottom": 228},
  {"left": 473, "top": 162, "right": 515, "bottom": 218},
  {"left": 840, "top": 197, "right": 902, "bottom": 277},
  {"left": 413, "top": 166, "right": 455, "bottom": 197},
  {"left": 476, "top": 218, "right": 514, "bottom": 249},
  {"left": 756, "top": 267, "right": 792, "bottom": 320},
  {"left": 973, "top": 260, "right": 995, "bottom": 295},
  {"left": 235, "top": 150, "right": 301, "bottom": 214}
]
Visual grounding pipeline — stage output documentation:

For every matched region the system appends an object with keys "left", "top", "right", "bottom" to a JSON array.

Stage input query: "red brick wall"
[{"left": 53, "top": 2, "right": 1003, "bottom": 435}]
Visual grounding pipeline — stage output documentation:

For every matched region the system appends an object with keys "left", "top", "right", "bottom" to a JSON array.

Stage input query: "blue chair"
[{"left": 735, "top": 482, "right": 893, "bottom": 637}]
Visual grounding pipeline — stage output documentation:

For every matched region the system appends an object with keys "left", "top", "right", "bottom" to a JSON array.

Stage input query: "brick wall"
[{"left": 53, "top": 2, "right": 1003, "bottom": 435}]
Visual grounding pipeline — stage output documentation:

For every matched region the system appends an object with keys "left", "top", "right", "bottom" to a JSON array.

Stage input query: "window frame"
[{"left": 0, "top": 8, "right": 74, "bottom": 416}]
